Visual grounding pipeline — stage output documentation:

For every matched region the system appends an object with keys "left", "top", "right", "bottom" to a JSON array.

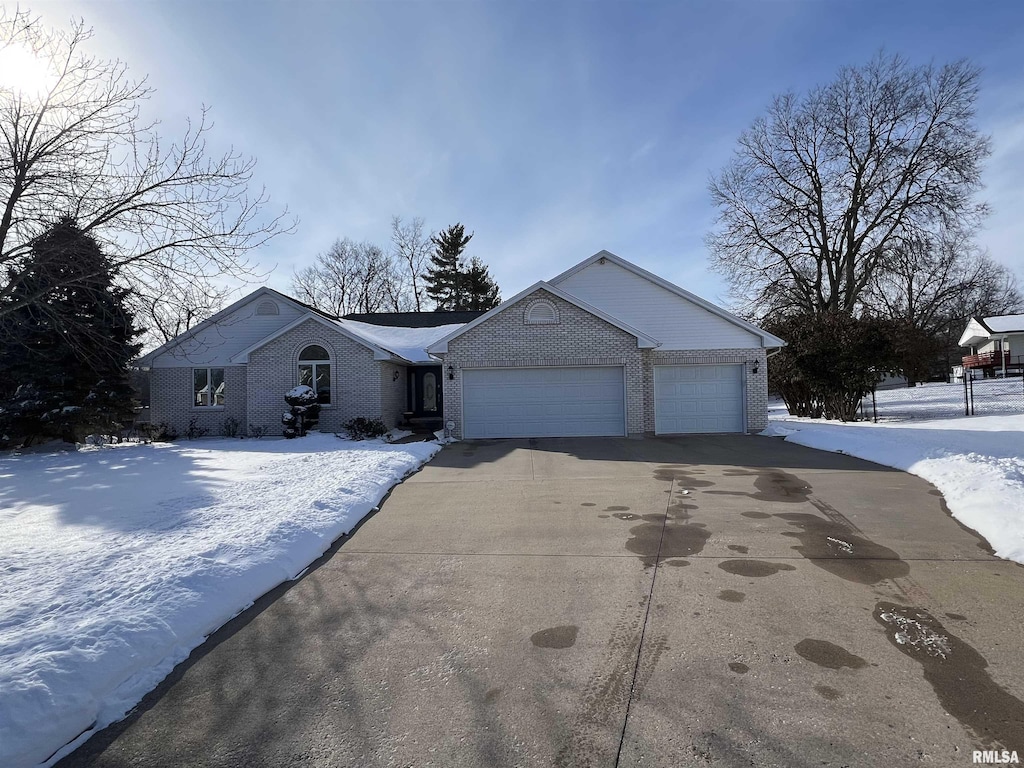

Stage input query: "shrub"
[
  {"left": 765, "top": 312, "right": 898, "bottom": 421},
  {"left": 282, "top": 385, "right": 321, "bottom": 438},
  {"left": 185, "top": 417, "right": 209, "bottom": 440},
  {"left": 342, "top": 417, "right": 388, "bottom": 441},
  {"left": 221, "top": 416, "right": 241, "bottom": 438},
  {"left": 145, "top": 421, "right": 178, "bottom": 442},
  {"left": 248, "top": 424, "right": 268, "bottom": 439}
]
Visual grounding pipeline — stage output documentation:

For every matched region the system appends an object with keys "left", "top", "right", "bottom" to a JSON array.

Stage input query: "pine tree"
[
  {"left": 0, "top": 217, "right": 141, "bottom": 445},
  {"left": 424, "top": 223, "right": 472, "bottom": 310},
  {"left": 463, "top": 257, "right": 501, "bottom": 311}
]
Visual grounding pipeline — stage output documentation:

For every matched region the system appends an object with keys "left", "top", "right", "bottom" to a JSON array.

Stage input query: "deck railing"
[{"left": 962, "top": 351, "right": 1014, "bottom": 369}]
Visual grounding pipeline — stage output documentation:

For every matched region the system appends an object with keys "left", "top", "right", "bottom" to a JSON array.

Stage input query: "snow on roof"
[
  {"left": 336, "top": 319, "right": 466, "bottom": 363},
  {"left": 983, "top": 314, "right": 1024, "bottom": 334}
]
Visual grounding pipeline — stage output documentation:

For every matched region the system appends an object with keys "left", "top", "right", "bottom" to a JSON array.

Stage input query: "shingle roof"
[{"left": 342, "top": 311, "right": 487, "bottom": 328}]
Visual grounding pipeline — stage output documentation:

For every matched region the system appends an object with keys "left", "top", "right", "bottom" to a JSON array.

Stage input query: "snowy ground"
[
  {"left": 863, "top": 376, "right": 1024, "bottom": 421},
  {"left": 0, "top": 433, "right": 440, "bottom": 768},
  {"left": 766, "top": 381, "right": 1024, "bottom": 566}
]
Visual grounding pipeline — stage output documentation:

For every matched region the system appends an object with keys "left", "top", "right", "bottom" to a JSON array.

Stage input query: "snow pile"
[
  {"left": 337, "top": 319, "right": 464, "bottom": 362},
  {"left": 0, "top": 433, "right": 439, "bottom": 767},
  {"left": 763, "top": 411, "right": 1024, "bottom": 565},
  {"left": 434, "top": 428, "right": 457, "bottom": 444}
]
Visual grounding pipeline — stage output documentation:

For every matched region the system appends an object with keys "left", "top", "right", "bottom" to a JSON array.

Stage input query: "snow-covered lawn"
[
  {"left": 864, "top": 376, "right": 1023, "bottom": 421},
  {"left": 766, "top": 381, "right": 1024, "bottom": 566},
  {"left": 0, "top": 433, "right": 440, "bottom": 768}
]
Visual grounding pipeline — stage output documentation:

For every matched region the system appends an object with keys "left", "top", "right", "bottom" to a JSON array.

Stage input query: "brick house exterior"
[
  {"left": 430, "top": 288, "right": 772, "bottom": 438},
  {"left": 140, "top": 252, "right": 783, "bottom": 439},
  {"left": 438, "top": 288, "right": 648, "bottom": 436}
]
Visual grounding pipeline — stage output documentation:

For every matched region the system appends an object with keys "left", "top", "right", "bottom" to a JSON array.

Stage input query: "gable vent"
[
  {"left": 256, "top": 300, "right": 280, "bottom": 316},
  {"left": 525, "top": 299, "right": 559, "bottom": 325}
]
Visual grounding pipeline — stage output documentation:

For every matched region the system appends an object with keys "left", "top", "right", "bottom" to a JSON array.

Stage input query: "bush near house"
[
  {"left": 342, "top": 417, "right": 388, "bottom": 441},
  {"left": 282, "top": 386, "right": 321, "bottom": 438}
]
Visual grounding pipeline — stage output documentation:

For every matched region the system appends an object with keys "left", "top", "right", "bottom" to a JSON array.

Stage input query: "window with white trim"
[
  {"left": 298, "top": 345, "right": 331, "bottom": 404},
  {"left": 525, "top": 299, "right": 558, "bottom": 325},
  {"left": 193, "top": 368, "right": 225, "bottom": 407}
]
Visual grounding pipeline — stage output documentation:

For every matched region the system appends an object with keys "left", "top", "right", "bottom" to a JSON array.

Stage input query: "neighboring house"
[
  {"left": 958, "top": 314, "right": 1024, "bottom": 377},
  {"left": 140, "top": 251, "right": 785, "bottom": 439}
]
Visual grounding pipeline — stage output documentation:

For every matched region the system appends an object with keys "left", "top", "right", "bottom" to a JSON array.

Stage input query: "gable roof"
[
  {"left": 230, "top": 312, "right": 396, "bottom": 363},
  {"left": 549, "top": 250, "right": 786, "bottom": 348},
  {"left": 959, "top": 314, "right": 1024, "bottom": 347},
  {"left": 136, "top": 287, "right": 308, "bottom": 366},
  {"left": 426, "top": 281, "right": 661, "bottom": 354},
  {"left": 982, "top": 314, "right": 1024, "bottom": 334},
  {"left": 138, "top": 287, "right": 434, "bottom": 367}
]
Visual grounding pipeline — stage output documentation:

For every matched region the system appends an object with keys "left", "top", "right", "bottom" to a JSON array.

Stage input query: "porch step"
[{"left": 402, "top": 417, "right": 443, "bottom": 434}]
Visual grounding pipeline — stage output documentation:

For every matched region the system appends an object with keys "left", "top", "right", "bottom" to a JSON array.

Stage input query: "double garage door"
[
  {"left": 461, "top": 364, "right": 746, "bottom": 438},
  {"left": 462, "top": 367, "right": 625, "bottom": 439}
]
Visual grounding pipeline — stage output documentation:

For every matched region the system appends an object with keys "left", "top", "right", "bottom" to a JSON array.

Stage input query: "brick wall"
[
  {"left": 379, "top": 362, "right": 408, "bottom": 429},
  {"left": 441, "top": 288, "right": 646, "bottom": 437},
  {"left": 149, "top": 365, "right": 247, "bottom": 437},
  {"left": 438, "top": 288, "right": 772, "bottom": 438},
  {"left": 643, "top": 348, "right": 769, "bottom": 433},
  {"left": 246, "top": 318, "right": 384, "bottom": 435}
]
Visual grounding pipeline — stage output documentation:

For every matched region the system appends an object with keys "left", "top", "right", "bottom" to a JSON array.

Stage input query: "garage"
[
  {"left": 654, "top": 364, "right": 745, "bottom": 434},
  {"left": 462, "top": 367, "right": 625, "bottom": 439}
]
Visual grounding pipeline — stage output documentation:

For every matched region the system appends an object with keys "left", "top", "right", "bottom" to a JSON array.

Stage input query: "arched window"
[
  {"left": 298, "top": 345, "right": 331, "bottom": 404},
  {"left": 525, "top": 299, "right": 558, "bottom": 325},
  {"left": 256, "top": 300, "right": 279, "bottom": 316}
]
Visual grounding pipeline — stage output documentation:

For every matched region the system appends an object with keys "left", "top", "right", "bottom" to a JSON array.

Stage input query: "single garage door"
[
  {"left": 654, "top": 364, "right": 744, "bottom": 434},
  {"left": 462, "top": 367, "right": 625, "bottom": 438}
]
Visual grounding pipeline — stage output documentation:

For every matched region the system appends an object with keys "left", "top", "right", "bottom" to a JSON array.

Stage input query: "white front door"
[{"left": 654, "top": 364, "right": 745, "bottom": 434}]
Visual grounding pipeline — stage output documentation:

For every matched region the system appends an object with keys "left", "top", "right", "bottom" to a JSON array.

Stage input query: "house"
[
  {"left": 139, "top": 251, "right": 785, "bottom": 439},
  {"left": 958, "top": 314, "right": 1024, "bottom": 377}
]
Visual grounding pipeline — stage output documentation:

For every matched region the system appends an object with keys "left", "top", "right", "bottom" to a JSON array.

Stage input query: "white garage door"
[
  {"left": 462, "top": 367, "right": 625, "bottom": 438},
  {"left": 654, "top": 364, "right": 744, "bottom": 434}
]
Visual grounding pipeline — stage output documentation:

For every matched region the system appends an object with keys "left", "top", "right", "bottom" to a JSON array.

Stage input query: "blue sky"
[{"left": 32, "top": 0, "right": 1024, "bottom": 308}]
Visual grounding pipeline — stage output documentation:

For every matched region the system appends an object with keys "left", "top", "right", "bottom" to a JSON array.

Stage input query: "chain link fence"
[{"left": 860, "top": 374, "right": 1024, "bottom": 422}]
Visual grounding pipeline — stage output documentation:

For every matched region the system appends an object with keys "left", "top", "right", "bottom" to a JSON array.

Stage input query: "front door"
[{"left": 409, "top": 366, "right": 443, "bottom": 417}]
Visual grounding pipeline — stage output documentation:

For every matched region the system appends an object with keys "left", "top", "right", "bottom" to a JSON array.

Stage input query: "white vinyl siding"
[
  {"left": 555, "top": 259, "right": 759, "bottom": 350},
  {"left": 462, "top": 367, "right": 625, "bottom": 438},
  {"left": 150, "top": 298, "right": 306, "bottom": 368},
  {"left": 654, "top": 364, "right": 744, "bottom": 434}
]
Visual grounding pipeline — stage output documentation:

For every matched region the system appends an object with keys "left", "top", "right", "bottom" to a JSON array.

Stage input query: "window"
[
  {"left": 194, "top": 368, "right": 225, "bottom": 407},
  {"left": 298, "top": 345, "right": 331, "bottom": 404},
  {"left": 256, "top": 300, "right": 279, "bottom": 316},
  {"left": 525, "top": 299, "right": 558, "bottom": 325}
]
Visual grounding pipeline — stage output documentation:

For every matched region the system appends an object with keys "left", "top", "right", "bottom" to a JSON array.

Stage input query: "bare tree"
[
  {"left": 708, "top": 53, "right": 991, "bottom": 319},
  {"left": 291, "top": 238, "right": 394, "bottom": 316},
  {"left": 866, "top": 228, "right": 985, "bottom": 338},
  {"left": 390, "top": 215, "right": 431, "bottom": 311},
  {"left": 862, "top": 227, "right": 1022, "bottom": 382},
  {"left": 0, "top": 10, "right": 292, "bottom": 334},
  {"left": 138, "top": 274, "right": 232, "bottom": 345}
]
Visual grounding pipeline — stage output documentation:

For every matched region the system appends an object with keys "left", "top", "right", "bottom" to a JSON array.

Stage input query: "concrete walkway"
[{"left": 59, "top": 436, "right": 1024, "bottom": 767}]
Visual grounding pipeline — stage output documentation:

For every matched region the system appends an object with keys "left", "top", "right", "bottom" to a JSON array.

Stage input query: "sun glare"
[{"left": 0, "top": 44, "right": 55, "bottom": 96}]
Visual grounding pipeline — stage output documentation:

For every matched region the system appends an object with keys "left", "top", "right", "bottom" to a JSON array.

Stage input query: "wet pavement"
[{"left": 58, "top": 435, "right": 1024, "bottom": 767}]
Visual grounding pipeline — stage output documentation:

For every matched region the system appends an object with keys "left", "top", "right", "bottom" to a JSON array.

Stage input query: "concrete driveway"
[{"left": 59, "top": 436, "right": 1024, "bottom": 767}]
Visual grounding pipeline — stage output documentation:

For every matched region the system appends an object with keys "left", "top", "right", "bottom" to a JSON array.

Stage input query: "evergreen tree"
[
  {"left": 0, "top": 217, "right": 141, "bottom": 445},
  {"left": 463, "top": 257, "right": 501, "bottom": 311},
  {"left": 424, "top": 224, "right": 472, "bottom": 310}
]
